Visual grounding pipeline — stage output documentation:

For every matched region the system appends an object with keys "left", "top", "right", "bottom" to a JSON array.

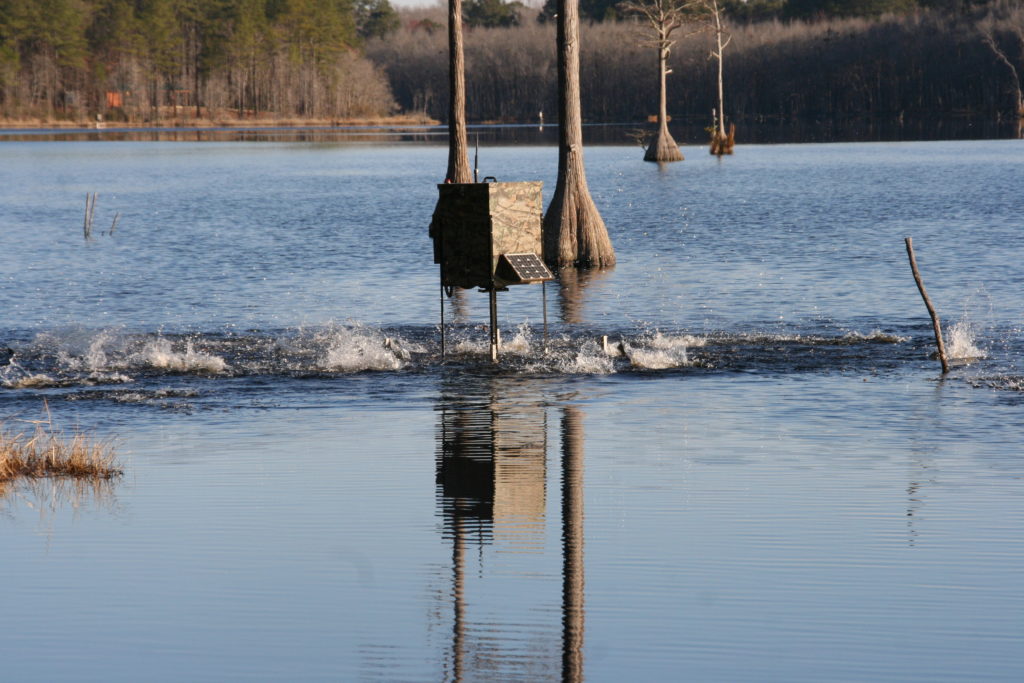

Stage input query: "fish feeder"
[{"left": 431, "top": 180, "right": 554, "bottom": 361}]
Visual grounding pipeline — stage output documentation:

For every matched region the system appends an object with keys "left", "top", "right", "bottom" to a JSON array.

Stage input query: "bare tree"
[
  {"left": 446, "top": 0, "right": 473, "bottom": 182},
  {"left": 705, "top": 0, "right": 734, "bottom": 155},
  {"left": 544, "top": 0, "right": 616, "bottom": 268},
  {"left": 979, "top": 20, "right": 1024, "bottom": 119},
  {"left": 619, "top": 0, "right": 692, "bottom": 162}
]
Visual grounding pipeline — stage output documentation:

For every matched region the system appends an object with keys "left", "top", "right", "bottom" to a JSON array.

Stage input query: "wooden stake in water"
[{"left": 904, "top": 237, "right": 949, "bottom": 374}]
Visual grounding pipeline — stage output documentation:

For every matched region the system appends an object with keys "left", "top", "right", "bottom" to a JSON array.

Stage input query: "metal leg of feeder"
[
  {"left": 440, "top": 282, "right": 446, "bottom": 359},
  {"left": 542, "top": 281, "right": 549, "bottom": 352},
  {"left": 489, "top": 288, "right": 499, "bottom": 363}
]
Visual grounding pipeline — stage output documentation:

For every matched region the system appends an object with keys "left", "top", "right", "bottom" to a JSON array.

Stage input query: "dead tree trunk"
[
  {"left": 446, "top": 0, "right": 472, "bottom": 183},
  {"left": 980, "top": 26, "right": 1024, "bottom": 119},
  {"left": 708, "top": 0, "right": 734, "bottom": 155},
  {"left": 544, "top": 0, "right": 615, "bottom": 268},
  {"left": 621, "top": 0, "right": 686, "bottom": 162},
  {"left": 645, "top": 43, "right": 683, "bottom": 162}
]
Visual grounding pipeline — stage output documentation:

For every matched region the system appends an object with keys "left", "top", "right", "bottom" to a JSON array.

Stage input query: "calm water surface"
[{"left": 1, "top": 138, "right": 1022, "bottom": 681}]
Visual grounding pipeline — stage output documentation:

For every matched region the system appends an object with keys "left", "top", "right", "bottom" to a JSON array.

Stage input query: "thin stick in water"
[
  {"left": 904, "top": 237, "right": 949, "bottom": 374},
  {"left": 83, "top": 192, "right": 98, "bottom": 240},
  {"left": 83, "top": 194, "right": 91, "bottom": 240},
  {"left": 109, "top": 212, "right": 120, "bottom": 236}
]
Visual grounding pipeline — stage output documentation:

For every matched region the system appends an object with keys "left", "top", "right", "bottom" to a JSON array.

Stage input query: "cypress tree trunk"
[
  {"left": 645, "top": 44, "right": 683, "bottom": 162},
  {"left": 708, "top": 0, "right": 734, "bottom": 156},
  {"left": 446, "top": 0, "right": 472, "bottom": 183},
  {"left": 544, "top": 0, "right": 615, "bottom": 268}
]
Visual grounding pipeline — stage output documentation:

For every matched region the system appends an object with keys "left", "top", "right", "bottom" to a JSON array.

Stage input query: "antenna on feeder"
[{"left": 473, "top": 134, "right": 480, "bottom": 183}]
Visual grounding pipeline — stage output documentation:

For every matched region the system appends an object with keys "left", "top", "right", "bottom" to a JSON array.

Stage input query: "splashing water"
[
  {"left": 552, "top": 339, "right": 616, "bottom": 374},
  {"left": 617, "top": 331, "right": 699, "bottom": 370},
  {"left": 318, "top": 325, "right": 408, "bottom": 372},
  {"left": 840, "top": 330, "right": 909, "bottom": 344},
  {"left": 946, "top": 320, "right": 986, "bottom": 361},
  {"left": 138, "top": 339, "right": 229, "bottom": 373}
]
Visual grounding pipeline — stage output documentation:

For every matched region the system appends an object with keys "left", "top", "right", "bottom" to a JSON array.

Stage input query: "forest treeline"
[
  {"left": 1, "top": 0, "right": 1022, "bottom": 124},
  {"left": 0, "top": 0, "right": 400, "bottom": 121},
  {"left": 371, "top": 1, "right": 1024, "bottom": 125}
]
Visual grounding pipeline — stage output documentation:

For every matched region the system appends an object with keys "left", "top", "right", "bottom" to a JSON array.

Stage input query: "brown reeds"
[{"left": 0, "top": 405, "right": 121, "bottom": 484}]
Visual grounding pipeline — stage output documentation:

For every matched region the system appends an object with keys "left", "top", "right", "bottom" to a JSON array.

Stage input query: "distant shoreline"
[{"left": 0, "top": 114, "right": 439, "bottom": 131}]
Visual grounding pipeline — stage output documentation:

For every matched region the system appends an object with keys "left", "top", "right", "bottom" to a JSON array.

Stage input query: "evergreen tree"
[
  {"left": 464, "top": 0, "right": 523, "bottom": 28},
  {"left": 355, "top": 0, "right": 399, "bottom": 39}
]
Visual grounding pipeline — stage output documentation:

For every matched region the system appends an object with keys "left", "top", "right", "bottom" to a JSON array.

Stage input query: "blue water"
[{"left": 1, "top": 137, "right": 1022, "bottom": 681}]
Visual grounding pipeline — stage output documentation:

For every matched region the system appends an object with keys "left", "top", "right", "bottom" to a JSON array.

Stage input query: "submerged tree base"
[
  {"left": 644, "top": 127, "right": 684, "bottom": 162},
  {"left": 710, "top": 123, "right": 736, "bottom": 155},
  {"left": 544, "top": 181, "right": 617, "bottom": 269}
]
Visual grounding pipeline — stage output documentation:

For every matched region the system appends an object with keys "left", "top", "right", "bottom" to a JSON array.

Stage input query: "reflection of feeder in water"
[
  {"left": 435, "top": 381, "right": 586, "bottom": 681},
  {"left": 436, "top": 386, "right": 549, "bottom": 678},
  {"left": 436, "top": 384, "right": 548, "bottom": 547},
  {"left": 431, "top": 181, "right": 554, "bottom": 361}
]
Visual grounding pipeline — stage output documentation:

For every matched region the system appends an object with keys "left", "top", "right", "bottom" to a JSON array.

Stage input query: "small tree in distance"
[
  {"left": 704, "top": 0, "right": 735, "bottom": 155},
  {"left": 619, "top": 0, "right": 695, "bottom": 162}
]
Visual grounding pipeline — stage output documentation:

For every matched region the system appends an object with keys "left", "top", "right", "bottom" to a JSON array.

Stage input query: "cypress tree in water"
[
  {"left": 707, "top": 0, "right": 735, "bottom": 155},
  {"left": 621, "top": 0, "right": 686, "bottom": 162},
  {"left": 446, "top": 0, "right": 472, "bottom": 182},
  {"left": 544, "top": 0, "right": 616, "bottom": 268}
]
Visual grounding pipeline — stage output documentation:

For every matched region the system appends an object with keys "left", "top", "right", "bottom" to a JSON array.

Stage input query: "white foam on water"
[
  {"left": 606, "top": 331, "right": 701, "bottom": 370},
  {"left": 648, "top": 331, "right": 707, "bottom": 349},
  {"left": 50, "top": 328, "right": 120, "bottom": 372},
  {"left": 89, "top": 372, "right": 134, "bottom": 384},
  {"left": 318, "top": 325, "right": 407, "bottom": 372},
  {"left": 137, "top": 339, "right": 229, "bottom": 373},
  {"left": 501, "top": 323, "right": 535, "bottom": 354},
  {"left": 3, "top": 373, "right": 61, "bottom": 389},
  {"left": 547, "top": 339, "right": 616, "bottom": 375},
  {"left": 623, "top": 343, "right": 691, "bottom": 370},
  {"left": 840, "top": 330, "right": 909, "bottom": 344}
]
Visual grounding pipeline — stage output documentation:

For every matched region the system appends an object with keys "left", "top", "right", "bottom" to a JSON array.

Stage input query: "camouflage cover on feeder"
[{"left": 432, "top": 182, "right": 544, "bottom": 289}]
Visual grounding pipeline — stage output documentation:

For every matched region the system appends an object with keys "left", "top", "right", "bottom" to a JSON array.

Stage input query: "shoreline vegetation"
[
  {"left": 372, "top": 4, "right": 1024, "bottom": 126},
  {"left": 1, "top": 2, "right": 1021, "bottom": 133},
  {"left": 0, "top": 405, "right": 121, "bottom": 488},
  {"left": 0, "top": 112, "right": 438, "bottom": 130}
]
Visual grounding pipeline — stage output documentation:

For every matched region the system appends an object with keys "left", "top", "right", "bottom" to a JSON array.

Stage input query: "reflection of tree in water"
[
  {"left": 434, "top": 377, "right": 587, "bottom": 682},
  {"left": 557, "top": 266, "right": 610, "bottom": 325},
  {"left": 560, "top": 405, "right": 585, "bottom": 683},
  {"left": 448, "top": 288, "right": 471, "bottom": 325}
]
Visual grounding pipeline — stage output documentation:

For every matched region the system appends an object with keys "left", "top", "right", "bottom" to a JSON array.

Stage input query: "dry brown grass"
[{"left": 0, "top": 404, "right": 121, "bottom": 484}]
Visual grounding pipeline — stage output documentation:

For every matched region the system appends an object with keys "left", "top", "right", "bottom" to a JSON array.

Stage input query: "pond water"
[{"left": 1, "top": 135, "right": 1023, "bottom": 681}]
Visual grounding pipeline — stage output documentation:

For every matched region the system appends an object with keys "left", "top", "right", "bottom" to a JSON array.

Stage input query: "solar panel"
[{"left": 499, "top": 253, "right": 554, "bottom": 284}]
